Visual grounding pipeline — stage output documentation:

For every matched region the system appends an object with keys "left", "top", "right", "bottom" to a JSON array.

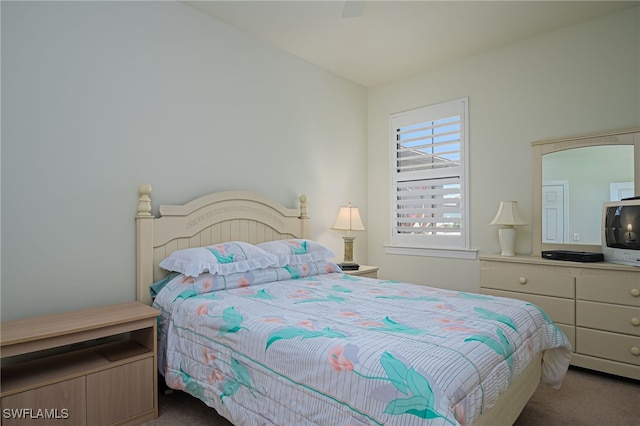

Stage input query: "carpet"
[{"left": 514, "top": 367, "right": 639, "bottom": 426}]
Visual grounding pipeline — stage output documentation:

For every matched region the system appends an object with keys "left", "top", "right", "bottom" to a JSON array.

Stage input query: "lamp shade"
[
  {"left": 489, "top": 201, "right": 527, "bottom": 226},
  {"left": 331, "top": 203, "right": 365, "bottom": 231}
]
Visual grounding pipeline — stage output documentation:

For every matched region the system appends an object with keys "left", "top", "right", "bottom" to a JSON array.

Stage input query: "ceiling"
[{"left": 183, "top": 1, "right": 639, "bottom": 87}]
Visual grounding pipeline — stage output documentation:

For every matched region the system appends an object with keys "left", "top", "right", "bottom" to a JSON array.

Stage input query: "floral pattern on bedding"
[{"left": 154, "top": 272, "right": 572, "bottom": 426}]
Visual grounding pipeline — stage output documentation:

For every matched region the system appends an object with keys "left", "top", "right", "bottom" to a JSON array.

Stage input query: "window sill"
[{"left": 384, "top": 245, "right": 478, "bottom": 260}]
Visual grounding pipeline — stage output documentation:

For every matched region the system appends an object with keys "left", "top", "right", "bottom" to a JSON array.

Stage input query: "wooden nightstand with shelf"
[
  {"left": 0, "top": 301, "right": 160, "bottom": 426},
  {"left": 342, "top": 265, "right": 378, "bottom": 278}
]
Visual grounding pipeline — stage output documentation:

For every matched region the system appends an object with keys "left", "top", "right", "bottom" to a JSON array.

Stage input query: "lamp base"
[
  {"left": 339, "top": 263, "right": 360, "bottom": 271},
  {"left": 498, "top": 227, "right": 517, "bottom": 256}
]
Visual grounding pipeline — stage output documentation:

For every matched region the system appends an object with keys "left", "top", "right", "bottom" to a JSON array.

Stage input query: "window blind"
[{"left": 390, "top": 98, "right": 468, "bottom": 249}]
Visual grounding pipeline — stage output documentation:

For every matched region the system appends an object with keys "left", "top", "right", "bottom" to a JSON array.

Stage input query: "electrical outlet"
[{"left": 573, "top": 233, "right": 580, "bottom": 241}]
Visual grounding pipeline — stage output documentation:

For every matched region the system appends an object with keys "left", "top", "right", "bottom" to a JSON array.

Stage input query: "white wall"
[
  {"left": 3, "top": 3, "right": 639, "bottom": 321},
  {"left": 1, "top": 1, "right": 367, "bottom": 321},
  {"left": 367, "top": 8, "right": 640, "bottom": 291}
]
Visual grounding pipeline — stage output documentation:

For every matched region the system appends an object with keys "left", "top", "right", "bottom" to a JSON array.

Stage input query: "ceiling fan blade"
[{"left": 342, "top": 1, "right": 365, "bottom": 19}]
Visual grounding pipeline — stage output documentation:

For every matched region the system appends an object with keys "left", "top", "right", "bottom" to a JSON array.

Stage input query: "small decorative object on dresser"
[
  {"left": 331, "top": 202, "right": 366, "bottom": 270},
  {"left": 0, "top": 302, "right": 160, "bottom": 426}
]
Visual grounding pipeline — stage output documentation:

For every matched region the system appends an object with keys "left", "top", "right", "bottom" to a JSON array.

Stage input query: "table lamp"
[
  {"left": 331, "top": 202, "right": 365, "bottom": 270},
  {"left": 490, "top": 201, "right": 527, "bottom": 256}
]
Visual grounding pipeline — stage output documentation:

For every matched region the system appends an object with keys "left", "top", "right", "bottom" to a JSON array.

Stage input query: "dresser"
[{"left": 479, "top": 255, "right": 640, "bottom": 380}]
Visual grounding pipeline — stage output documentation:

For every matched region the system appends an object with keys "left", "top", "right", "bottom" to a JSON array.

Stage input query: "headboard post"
[
  {"left": 299, "top": 194, "right": 310, "bottom": 239},
  {"left": 136, "top": 184, "right": 153, "bottom": 217},
  {"left": 136, "top": 184, "right": 155, "bottom": 305}
]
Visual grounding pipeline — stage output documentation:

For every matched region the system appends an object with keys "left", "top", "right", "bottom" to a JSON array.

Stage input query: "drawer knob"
[
  {"left": 631, "top": 289, "right": 640, "bottom": 297},
  {"left": 632, "top": 317, "right": 640, "bottom": 326},
  {"left": 518, "top": 277, "right": 527, "bottom": 285},
  {"left": 632, "top": 347, "right": 640, "bottom": 356}
]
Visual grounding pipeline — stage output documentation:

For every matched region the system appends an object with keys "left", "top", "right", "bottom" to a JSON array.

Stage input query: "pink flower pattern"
[
  {"left": 196, "top": 303, "right": 208, "bottom": 316},
  {"left": 209, "top": 369, "right": 225, "bottom": 384},
  {"left": 328, "top": 345, "right": 355, "bottom": 372},
  {"left": 296, "top": 319, "right": 315, "bottom": 330},
  {"left": 202, "top": 348, "right": 217, "bottom": 364}
]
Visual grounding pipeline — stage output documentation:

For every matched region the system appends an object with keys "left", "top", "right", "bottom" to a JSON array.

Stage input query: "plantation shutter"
[{"left": 390, "top": 98, "right": 468, "bottom": 249}]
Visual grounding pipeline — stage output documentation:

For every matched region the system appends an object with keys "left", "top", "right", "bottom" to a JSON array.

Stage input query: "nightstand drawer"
[
  {"left": 576, "top": 300, "right": 640, "bottom": 336},
  {"left": 481, "top": 265, "right": 574, "bottom": 298}
]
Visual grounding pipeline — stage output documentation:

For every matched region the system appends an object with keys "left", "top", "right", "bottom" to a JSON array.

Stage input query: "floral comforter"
[{"left": 153, "top": 269, "right": 571, "bottom": 426}]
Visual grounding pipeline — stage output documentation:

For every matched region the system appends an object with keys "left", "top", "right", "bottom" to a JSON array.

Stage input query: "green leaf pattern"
[
  {"left": 175, "top": 356, "right": 255, "bottom": 405},
  {"left": 526, "top": 303, "right": 568, "bottom": 345},
  {"left": 290, "top": 240, "right": 308, "bottom": 254},
  {"left": 368, "top": 316, "right": 441, "bottom": 337},
  {"left": 376, "top": 352, "right": 455, "bottom": 424},
  {"left": 266, "top": 326, "right": 347, "bottom": 350},
  {"left": 375, "top": 295, "right": 440, "bottom": 302},
  {"left": 294, "top": 294, "right": 345, "bottom": 304},
  {"left": 221, "top": 357, "right": 256, "bottom": 402},
  {"left": 218, "top": 306, "right": 247, "bottom": 336},
  {"left": 207, "top": 247, "right": 235, "bottom": 263},
  {"left": 473, "top": 307, "right": 518, "bottom": 332},
  {"left": 465, "top": 327, "right": 515, "bottom": 372}
]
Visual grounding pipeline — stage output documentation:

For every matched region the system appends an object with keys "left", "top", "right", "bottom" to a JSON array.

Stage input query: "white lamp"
[
  {"left": 490, "top": 201, "right": 527, "bottom": 256},
  {"left": 331, "top": 202, "right": 366, "bottom": 270}
]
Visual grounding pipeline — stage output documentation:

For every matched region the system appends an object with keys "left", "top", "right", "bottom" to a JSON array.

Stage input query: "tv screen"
[{"left": 604, "top": 204, "right": 640, "bottom": 250}]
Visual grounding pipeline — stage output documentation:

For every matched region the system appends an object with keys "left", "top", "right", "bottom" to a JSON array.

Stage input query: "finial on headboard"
[
  {"left": 299, "top": 194, "right": 309, "bottom": 219},
  {"left": 137, "top": 184, "right": 153, "bottom": 217}
]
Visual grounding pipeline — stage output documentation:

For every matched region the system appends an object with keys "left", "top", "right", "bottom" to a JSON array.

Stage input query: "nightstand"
[
  {"left": 342, "top": 265, "right": 379, "bottom": 278},
  {"left": 0, "top": 302, "right": 160, "bottom": 425}
]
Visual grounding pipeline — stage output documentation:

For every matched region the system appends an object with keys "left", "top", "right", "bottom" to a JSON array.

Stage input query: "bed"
[{"left": 135, "top": 184, "right": 572, "bottom": 426}]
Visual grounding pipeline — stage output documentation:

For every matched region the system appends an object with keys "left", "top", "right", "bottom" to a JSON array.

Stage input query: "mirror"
[
  {"left": 542, "top": 145, "right": 634, "bottom": 245},
  {"left": 532, "top": 128, "right": 640, "bottom": 255}
]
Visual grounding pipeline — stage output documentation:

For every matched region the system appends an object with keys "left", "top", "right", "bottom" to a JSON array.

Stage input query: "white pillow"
[
  {"left": 257, "top": 239, "right": 334, "bottom": 267},
  {"left": 159, "top": 241, "right": 278, "bottom": 277}
]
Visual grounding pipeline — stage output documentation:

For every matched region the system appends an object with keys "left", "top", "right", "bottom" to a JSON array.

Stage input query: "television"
[{"left": 602, "top": 197, "right": 640, "bottom": 267}]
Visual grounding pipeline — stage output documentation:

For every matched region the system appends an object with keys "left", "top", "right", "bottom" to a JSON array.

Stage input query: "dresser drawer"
[
  {"left": 576, "top": 328, "right": 640, "bottom": 365},
  {"left": 576, "top": 300, "right": 640, "bottom": 336},
  {"left": 480, "top": 288, "right": 575, "bottom": 325},
  {"left": 557, "top": 324, "right": 576, "bottom": 351},
  {"left": 481, "top": 264, "right": 574, "bottom": 298},
  {"left": 576, "top": 275, "right": 640, "bottom": 306}
]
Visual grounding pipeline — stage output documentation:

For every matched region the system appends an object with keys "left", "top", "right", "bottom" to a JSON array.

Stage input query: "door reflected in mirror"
[{"left": 542, "top": 145, "right": 634, "bottom": 245}]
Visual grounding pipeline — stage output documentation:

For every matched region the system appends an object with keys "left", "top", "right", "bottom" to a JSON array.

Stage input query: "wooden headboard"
[{"left": 135, "top": 184, "right": 309, "bottom": 305}]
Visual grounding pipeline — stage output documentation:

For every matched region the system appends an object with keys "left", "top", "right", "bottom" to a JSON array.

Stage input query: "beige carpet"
[{"left": 142, "top": 367, "right": 639, "bottom": 426}]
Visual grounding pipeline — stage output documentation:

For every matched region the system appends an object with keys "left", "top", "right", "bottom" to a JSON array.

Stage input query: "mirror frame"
[{"left": 532, "top": 127, "right": 640, "bottom": 256}]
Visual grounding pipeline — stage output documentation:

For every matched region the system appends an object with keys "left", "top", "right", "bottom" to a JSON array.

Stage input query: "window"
[{"left": 388, "top": 98, "right": 472, "bottom": 258}]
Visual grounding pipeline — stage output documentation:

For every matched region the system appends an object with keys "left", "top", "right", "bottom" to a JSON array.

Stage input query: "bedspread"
[{"left": 153, "top": 272, "right": 571, "bottom": 426}]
